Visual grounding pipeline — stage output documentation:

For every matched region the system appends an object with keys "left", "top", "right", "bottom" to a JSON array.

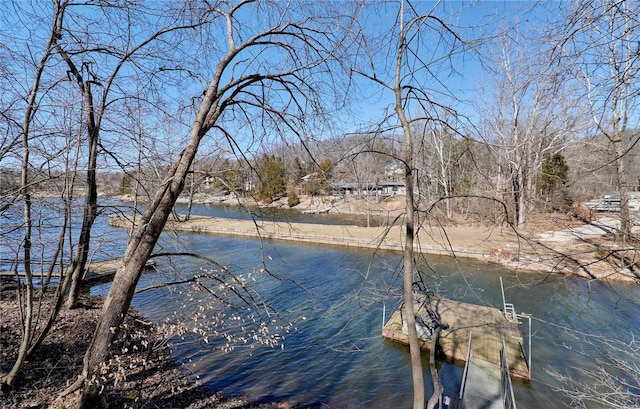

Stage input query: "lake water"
[
  {"left": 27, "top": 201, "right": 640, "bottom": 408},
  {"left": 172, "top": 200, "right": 395, "bottom": 227}
]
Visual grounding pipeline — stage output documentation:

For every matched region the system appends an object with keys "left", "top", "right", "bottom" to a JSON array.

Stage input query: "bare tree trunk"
[
  {"left": 185, "top": 168, "right": 195, "bottom": 221},
  {"left": 615, "top": 144, "right": 631, "bottom": 242},
  {"left": 400, "top": 149, "right": 424, "bottom": 409},
  {"left": 400, "top": 175, "right": 424, "bottom": 409},
  {"left": 517, "top": 164, "right": 527, "bottom": 227},
  {"left": 395, "top": 3, "right": 424, "bottom": 405},
  {"left": 611, "top": 48, "right": 631, "bottom": 242},
  {"left": 66, "top": 122, "right": 99, "bottom": 308},
  {"left": 28, "top": 206, "right": 71, "bottom": 355},
  {"left": 1, "top": 0, "right": 64, "bottom": 386},
  {"left": 426, "top": 324, "right": 446, "bottom": 409},
  {"left": 78, "top": 146, "right": 198, "bottom": 407},
  {"left": 76, "top": 63, "right": 220, "bottom": 404},
  {"left": 5, "top": 122, "right": 35, "bottom": 387},
  {"left": 52, "top": 38, "right": 101, "bottom": 309}
]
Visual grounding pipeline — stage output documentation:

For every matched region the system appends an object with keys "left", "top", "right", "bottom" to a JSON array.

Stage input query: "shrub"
[{"left": 287, "top": 190, "right": 300, "bottom": 207}]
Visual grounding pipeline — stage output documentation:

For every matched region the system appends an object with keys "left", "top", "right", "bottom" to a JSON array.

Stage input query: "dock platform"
[
  {"left": 0, "top": 258, "right": 156, "bottom": 283},
  {"left": 382, "top": 294, "right": 530, "bottom": 380}
]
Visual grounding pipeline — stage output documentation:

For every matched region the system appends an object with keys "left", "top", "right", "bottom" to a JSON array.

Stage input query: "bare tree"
[
  {"left": 50, "top": 0, "right": 202, "bottom": 308},
  {"left": 51, "top": 1, "right": 358, "bottom": 407},
  {"left": 557, "top": 0, "right": 640, "bottom": 240},
  {"left": 0, "top": 0, "right": 67, "bottom": 387},
  {"left": 478, "top": 27, "right": 578, "bottom": 227},
  {"left": 52, "top": 10, "right": 101, "bottom": 309},
  {"left": 1, "top": 5, "right": 203, "bottom": 387},
  {"left": 355, "top": 1, "right": 465, "bottom": 407},
  {"left": 414, "top": 115, "right": 466, "bottom": 219},
  {"left": 548, "top": 331, "right": 640, "bottom": 408},
  {"left": 0, "top": 0, "right": 129, "bottom": 387}
]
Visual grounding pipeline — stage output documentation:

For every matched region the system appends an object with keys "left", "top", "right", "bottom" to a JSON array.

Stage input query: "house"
[
  {"left": 378, "top": 181, "right": 406, "bottom": 196},
  {"left": 331, "top": 182, "right": 376, "bottom": 197},
  {"left": 330, "top": 181, "right": 406, "bottom": 197}
]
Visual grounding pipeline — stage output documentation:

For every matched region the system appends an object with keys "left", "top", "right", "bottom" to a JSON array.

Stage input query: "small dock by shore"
[
  {"left": 0, "top": 258, "right": 156, "bottom": 284},
  {"left": 382, "top": 293, "right": 531, "bottom": 381}
]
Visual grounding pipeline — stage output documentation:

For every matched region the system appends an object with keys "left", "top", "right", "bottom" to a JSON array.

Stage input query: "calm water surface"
[
  {"left": 83, "top": 204, "right": 640, "bottom": 408},
  {"left": 172, "top": 200, "right": 393, "bottom": 226}
]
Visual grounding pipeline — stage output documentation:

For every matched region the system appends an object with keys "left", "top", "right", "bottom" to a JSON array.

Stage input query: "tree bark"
[
  {"left": 1, "top": 0, "right": 64, "bottom": 386},
  {"left": 66, "top": 96, "right": 99, "bottom": 308},
  {"left": 78, "top": 53, "right": 222, "bottom": 404},
  {"left": 79, "top": 146, "right": 199, "bottom": 407},
  {"left": 395, "top": 3, "right": 425, "bottom": 406},
  {"left": 426, "top": 324, "right": 446, "bottom": 409}
]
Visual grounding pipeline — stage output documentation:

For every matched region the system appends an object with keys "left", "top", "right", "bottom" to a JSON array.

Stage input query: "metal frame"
[{"left": 458, "top": 332, "right": 473, "bottom": 405}]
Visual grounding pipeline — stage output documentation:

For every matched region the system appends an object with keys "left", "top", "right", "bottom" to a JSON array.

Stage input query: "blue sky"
[
  {"left": 340, "top": 1, "right": 555, "bottom": 135},
  {"left": 0, "top": 1, "right": 566, "bottom": 167}
]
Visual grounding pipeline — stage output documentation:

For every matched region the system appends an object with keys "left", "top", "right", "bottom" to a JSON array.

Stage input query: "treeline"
[
  {"left": 82, "top": 126, "right": 638, "bottom": 226},
  {"left": 2, "top": 128, "right": 638, "bottom": 220}
]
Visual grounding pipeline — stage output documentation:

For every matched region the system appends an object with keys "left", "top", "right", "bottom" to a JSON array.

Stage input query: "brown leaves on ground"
[{"left": 0, "top": 286, "right": 286, "bottom": 409}]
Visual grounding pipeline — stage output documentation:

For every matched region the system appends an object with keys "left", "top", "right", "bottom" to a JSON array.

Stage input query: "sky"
[
  {"left": 341, "top": 0, "right": 558, "bottom": 135},
  {"left": 0, "top": 1, "right": 568, "bottom": 168}
]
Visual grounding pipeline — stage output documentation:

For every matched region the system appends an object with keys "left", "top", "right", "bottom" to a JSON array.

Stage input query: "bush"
[{"left": 287, "top": 190, "right": 300, "bottom": 207}]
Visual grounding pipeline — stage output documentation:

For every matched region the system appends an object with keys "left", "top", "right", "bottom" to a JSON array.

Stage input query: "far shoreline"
[
  {"left": 12, "top": 192, "right": 638, "bottom": 283},
  {"left": 109, "top": 209, "right": 640, "bottom": 284}
]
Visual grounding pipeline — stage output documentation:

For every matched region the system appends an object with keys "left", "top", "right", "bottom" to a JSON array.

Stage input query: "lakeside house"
[
  {"left": 330, "top": 181, "right": 406, "bottom": 198},
  {"left": 297, "top": 172, "right": 406, "bottom": 198}
]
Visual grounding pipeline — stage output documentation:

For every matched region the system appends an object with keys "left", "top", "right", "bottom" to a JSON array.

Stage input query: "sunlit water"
[{"left": 11, "top": 201, "right": 638, "bottom": 408}]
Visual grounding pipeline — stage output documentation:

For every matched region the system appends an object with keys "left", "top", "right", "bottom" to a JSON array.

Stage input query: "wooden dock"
[
  {"left": 0, "top": 258, "right": 155, "bottom": 284},
  {"left": 382, "top": 293, "right": 530, "bottom": 380}
]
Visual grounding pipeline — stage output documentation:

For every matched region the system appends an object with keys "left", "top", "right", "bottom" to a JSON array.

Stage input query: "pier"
[
  {"left": 453, "top": 335, "right": 517, "bottom": 409},
  {"left": 0, "top": 258, "right": 156, "bottom": 284},
  {"left": 381, "top": 293, "right": 530, "bottom": 381}
]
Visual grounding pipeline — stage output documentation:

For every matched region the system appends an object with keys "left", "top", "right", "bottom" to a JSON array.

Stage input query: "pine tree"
[
  {"left": 539, "top": 152, "right": 569, "bottom": 195},
  {"left": 256, "top": 155, "right": 286, "bottom": 202}
]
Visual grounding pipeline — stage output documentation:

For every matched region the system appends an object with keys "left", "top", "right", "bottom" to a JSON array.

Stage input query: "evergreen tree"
[
  {"left": 119, "top": 174, "right": 133, "bottom": 196},
  {"left": 256, "top": 155, "right": 286, "bottom": 202},
  {"left": 539, "top": 152, "right": 569, "bottom": 195},
  {"left": 539, "top": 152, "right": 572, "bottom": 210},
  {"left": 287, "top": 189, "right": 300, "bottom": 207}
]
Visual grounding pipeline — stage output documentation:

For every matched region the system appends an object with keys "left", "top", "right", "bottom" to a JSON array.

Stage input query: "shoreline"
[
  {"left": 0, "top": 289, "right": 286, "bottom": 409},
  {"left": 109, "top": 214, "right": 505, "bottom": 260},
  {"left": 109, "top": 213, "right": 640, "bottom": 283}
]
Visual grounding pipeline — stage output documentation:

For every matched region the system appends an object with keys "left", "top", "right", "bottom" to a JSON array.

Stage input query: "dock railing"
[
  {"left": 500, "top": 277, "right": 517, "bottom": 322},
  {"left": 500, "top": 277, "right": 532, "bottom": 376},
  {"left": 457, "top": 332, "right": 473, "bottom": 406},
  {"left": 501, "top": 340, "right": 517, "bottom": 409},
  {"left": 517, "top": 312, "right": 532, "bottom": 374}
]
